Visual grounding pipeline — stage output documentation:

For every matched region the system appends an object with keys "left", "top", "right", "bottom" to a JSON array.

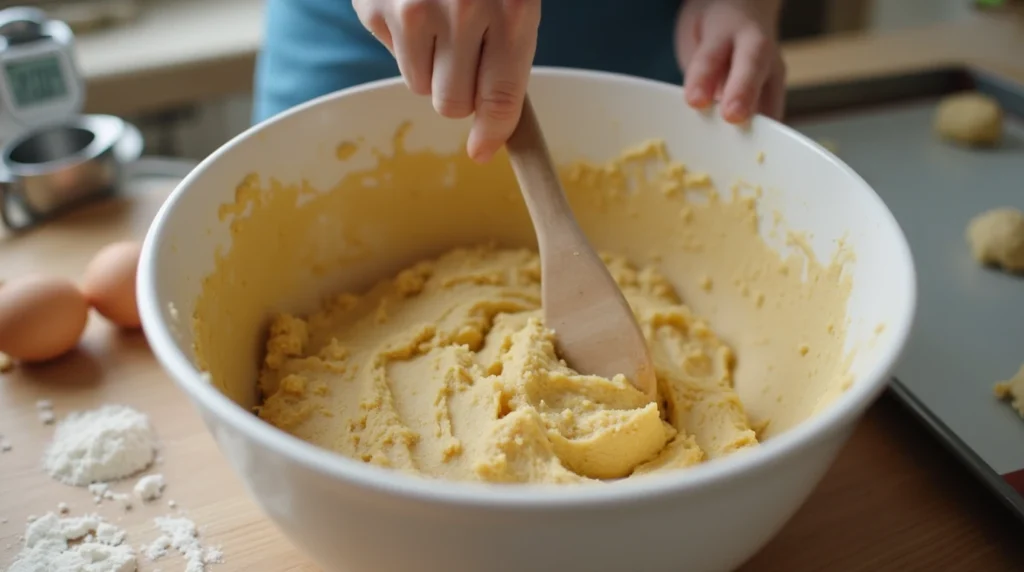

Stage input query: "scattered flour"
[
  {"left": 88, "top": 483, "right": 109, "bottom": 496},
  {"left": 88, "top": 482, "right": 109, "bottom": 504},
  {"left": 43, "top": 405, "right": 158, "bottom": 486},
  {"left": 7, "top": 512, "right": 136, "bottom": 572},
  {"left": 35, "top": 400, "right": 55, "bottom": 425},
  {"left": 147, "top": 516, "right": 222, "bottom": 572},
  {"left": 13, "top": 405, "right": 225, "bottom": 570},
  {"left": 133, "top": 474, "right": 166, "bottom": 502},
  {"left": 102, "top": 489, "right": 134, "bottom": 511}
]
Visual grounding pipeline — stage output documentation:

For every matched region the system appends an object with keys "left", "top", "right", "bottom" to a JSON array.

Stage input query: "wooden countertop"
[{"left": 3, "top": 10, "right": 1024, "bottom": 572}]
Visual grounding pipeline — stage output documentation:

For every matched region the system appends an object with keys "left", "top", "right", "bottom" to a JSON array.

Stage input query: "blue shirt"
[{"left": 253, "top": 0, "right": 684, "bottom": 123}]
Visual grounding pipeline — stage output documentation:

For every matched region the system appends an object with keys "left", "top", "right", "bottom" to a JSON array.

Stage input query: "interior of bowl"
[{"left": 141, "top": 68, "right": 915, "bottom": 487}]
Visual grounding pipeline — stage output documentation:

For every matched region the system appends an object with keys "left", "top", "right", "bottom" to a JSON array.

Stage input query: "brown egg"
[
  {"left": 0, "top": 275, "right": 89, "bottom": 362},
  {"left": 81, "top": 241, "right": 143, "bottom": 329}
]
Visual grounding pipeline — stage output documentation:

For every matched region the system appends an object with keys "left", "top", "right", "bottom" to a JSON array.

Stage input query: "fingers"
[
  {"left": 673, "top": 7, "right": 701, "bottom": 68},
  {"left": 467, "top": 1, "right": 539, "bottom": 162},
  {"left": 683, "top": 28, "right": 733, "bottom": 110},
  {"left": 353, "top": 0, "right": 395, "bottom": 51},
  {"left": 431, "top": 0, "right": 487, "bottom": 118},
  {"left": 358, "top": 0, "right": 540, "bottom": 160},
  {"left": 720, "top": 27, "right": 772, "bottom": 123},
  {"left": 758, "top": 55, "right": 787, "bottom": 121},
  {"left": 388, "top": 0, "right": 438, "bottom": 95}
]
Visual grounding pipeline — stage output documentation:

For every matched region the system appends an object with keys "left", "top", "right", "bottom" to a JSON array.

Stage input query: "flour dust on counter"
[
  {"left": 35, "top": 400, "right": 55, "bottom": 426},
  {"left": 6, "top": 512, "right": 136, "bottom": 572},
  {"left": 6, "top": 507, "right": 225, "bottom": 572},
  {"left": 0, "top": 395, "right": 226, "bottom": 570},
  {"left": 145, "top": 516, "right": 224, "bottom": 572}
]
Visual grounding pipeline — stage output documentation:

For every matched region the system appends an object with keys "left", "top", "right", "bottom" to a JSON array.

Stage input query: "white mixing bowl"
[{"left": 138, "top": 68, "right": 916, "bottom": 572}]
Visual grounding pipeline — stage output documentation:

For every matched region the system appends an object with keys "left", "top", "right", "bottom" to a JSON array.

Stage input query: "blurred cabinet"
[{"left": 780, "top": 0, "right": 872, "bottom": 40}]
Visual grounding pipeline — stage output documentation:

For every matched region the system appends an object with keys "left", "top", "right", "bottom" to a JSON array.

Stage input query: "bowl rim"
[{"left": 138, "top": 66, "right": 918, "bottom": 508}]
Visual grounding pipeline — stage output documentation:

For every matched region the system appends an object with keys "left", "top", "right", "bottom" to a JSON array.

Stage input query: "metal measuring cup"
[{"left": 0, "top": 113, "right": 141, "bottom": 232}]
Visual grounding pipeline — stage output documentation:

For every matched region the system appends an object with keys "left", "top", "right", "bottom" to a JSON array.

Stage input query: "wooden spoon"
[{"left": 504, "top": 95, "right": 657, "bottom": 400}]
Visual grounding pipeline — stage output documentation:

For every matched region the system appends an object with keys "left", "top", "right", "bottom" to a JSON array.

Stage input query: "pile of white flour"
[
  {"left": 7, "top": 512, "right": 135, "bottom": 572},
  {"left": 42, "top": 405, "right": 158, "bottom": 486}
]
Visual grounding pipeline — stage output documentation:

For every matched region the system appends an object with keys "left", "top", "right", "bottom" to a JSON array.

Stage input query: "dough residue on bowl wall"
[{"left": 192, "top": 123, "right": 855, "bottom": 484}]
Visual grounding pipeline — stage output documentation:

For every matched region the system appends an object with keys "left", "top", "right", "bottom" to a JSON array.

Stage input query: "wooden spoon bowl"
[{"left": 505, "top": 95, "right": 657, "bottom": 399}]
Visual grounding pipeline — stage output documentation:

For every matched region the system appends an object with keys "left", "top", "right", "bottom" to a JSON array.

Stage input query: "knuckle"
[
  {"left": 503, "top": 0, "right": 538, "bottom": 14},
  {"left": 352, "top": 0, "right": 373, "bottom": 16},
  {"left": 747, "top": 33, "right": 770, "bottom": 54},
  {"left": 434, "top": 95, "right": 473, "bottom": 118},
  {"left": 477, "top": 81, "right": 521, "bottom": 121},
  {"left": 407, "top": 78, "right": 431, "bottom": 96},
  {"left": 354, "top": 2, "right": 387, "bottom": 30},
  {"left": 704, "top": 42, "right": 731, "bottom": 65},
  {"left": 450, "top": 0, "right": 475, "bottom": 14},
  {"left": 688, "top": 56, "right": 712, "bottom": 76},
  {"left": 370, "top": 12, "right": 388, "bottom": 32},
  {"left": 500, "top": 0, "right": 540, "bottom": 30},
  {"left": 447, "top": 0, "right": 480, "bottom": 27},
  {"left": 743, "top": 29, "right": 774, "bottom": 60},
  {"left": 400, "top": 67, "right": 431, "bottom": 95},
  {"left": 398, "top": 0, "right": 431, "bottom": 25}
]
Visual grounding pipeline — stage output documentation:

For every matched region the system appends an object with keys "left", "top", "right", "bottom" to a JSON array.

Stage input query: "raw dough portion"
[
  {"left": 934, "top": 92, "right": 1003, "bottom": 147},
  {"left": 257, "top": 246, "right": 757, "bottom": 483},
  {"left": 995, "top": 364, "right": 1024, "bottom": 418},
  {"left": 965, "top": 207, "right": 1024, "bottom": 273}
]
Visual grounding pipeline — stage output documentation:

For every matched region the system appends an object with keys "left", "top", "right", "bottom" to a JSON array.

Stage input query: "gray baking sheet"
[{"left": 785, "top": 68, "right": 1024, "bottom": 520}]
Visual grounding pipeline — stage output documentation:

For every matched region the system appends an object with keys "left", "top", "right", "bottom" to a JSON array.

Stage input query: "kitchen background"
[{"left": 0, "top": 0, "right": 1000, "bottom": 160}]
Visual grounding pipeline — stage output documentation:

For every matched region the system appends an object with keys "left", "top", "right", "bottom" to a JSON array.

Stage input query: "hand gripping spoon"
[{"left": 504, "top": 95, "right": 657, "bottom": 400}]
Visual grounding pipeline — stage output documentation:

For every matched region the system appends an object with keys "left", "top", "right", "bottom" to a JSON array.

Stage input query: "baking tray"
[{"left": 784, "top": 66, "right": 1024, "bottom": 522}]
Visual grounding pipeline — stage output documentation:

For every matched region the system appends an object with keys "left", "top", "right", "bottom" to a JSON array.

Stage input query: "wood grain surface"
[{"left": 4, "top": 11, "right": 1024, "bottom": 569}]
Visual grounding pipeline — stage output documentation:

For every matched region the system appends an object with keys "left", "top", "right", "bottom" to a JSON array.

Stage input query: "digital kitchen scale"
[{"left": 0, "top": 6, "right": 85, "bottom": 147}]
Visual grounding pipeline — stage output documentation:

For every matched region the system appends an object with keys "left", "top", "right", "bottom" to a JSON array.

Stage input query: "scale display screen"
[{"left": 4, "top": 54, "right": 67, "bottom": 108}]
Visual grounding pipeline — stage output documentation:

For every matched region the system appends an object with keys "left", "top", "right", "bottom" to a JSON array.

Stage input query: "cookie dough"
[
  {"left": 995, "top": 363, "right": 1024, "bottom": 418},
  {"left": 966, "top": 207, "right": 1024, "bottom": 273},
  {"left": 256, "top": 246, "right": 755, "bottom": 482},
  {"left": 195, "top": 127, "right": 856, "bottom": 485},
  {"left": 934, "top": 92, "right": 1003, "bottom": 147}
]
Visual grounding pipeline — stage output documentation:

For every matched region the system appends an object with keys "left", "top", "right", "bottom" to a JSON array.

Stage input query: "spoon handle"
[
  {"left": 503, "top": 94, "right": 657, "bottom": 400},
  {"left": 505, "top": 95, "right": 580, "bottom": 242}
]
